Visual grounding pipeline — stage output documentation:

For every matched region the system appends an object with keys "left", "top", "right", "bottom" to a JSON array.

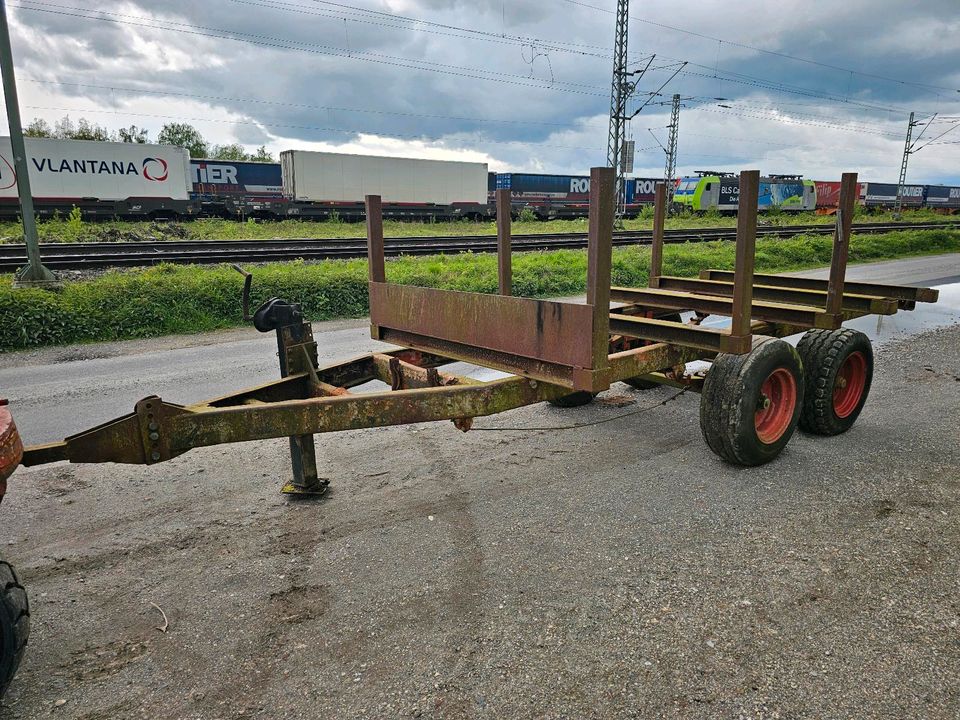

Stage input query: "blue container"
[{"left": 190, "top": 160, "right": 282, "bottom": 196}]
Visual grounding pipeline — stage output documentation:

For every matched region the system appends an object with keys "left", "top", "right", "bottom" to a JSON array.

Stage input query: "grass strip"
[
  {"left": 1, "top": 229, "right": 957, "bottom": 351},
  {"left": 0, "top": 208, "right": 952, "bottom": 244}
]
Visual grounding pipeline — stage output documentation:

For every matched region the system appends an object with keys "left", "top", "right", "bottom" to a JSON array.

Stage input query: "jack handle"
[{"left": 232, "top": 264, "right": 253, "bottom": 322}]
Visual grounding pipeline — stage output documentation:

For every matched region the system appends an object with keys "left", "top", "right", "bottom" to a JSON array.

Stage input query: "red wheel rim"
[
  {"left": 754, "top": 368, "right": 797, "bottom": 444},
  {"left": 833, "top": 351, "right": 867, "bottom": 418}
]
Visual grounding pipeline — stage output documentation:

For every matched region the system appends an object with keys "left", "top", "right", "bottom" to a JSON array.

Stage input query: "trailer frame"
[{"left": 3, "top": 166, "right": 939, "bottom": 497}]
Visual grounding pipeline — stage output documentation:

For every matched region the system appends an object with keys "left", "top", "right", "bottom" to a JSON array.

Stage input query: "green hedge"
[{"left": 1, "top": 229, "right": 957, "bottom": 351}]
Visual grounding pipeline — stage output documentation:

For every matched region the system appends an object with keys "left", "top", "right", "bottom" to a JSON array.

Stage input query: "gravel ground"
[{"left": 1, "top": 325, "right": 958, "bottom": 720}]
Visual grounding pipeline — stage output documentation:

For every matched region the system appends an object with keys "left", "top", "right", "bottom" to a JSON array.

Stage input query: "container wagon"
[
  {"left": 495, "top": 173, "right": 661, "bottom": 219},
  {"left": 275, "top": 150, "right": 489, "bottom": 221},
  {"left": 923, "top": 185, "right": 960, "bottom": 212},
  {"left": 814, "top": 180, "right": 867, "bottom": 213},
  {"left": 190, "top": 159, "right": 282, "bottom": 217},
  {"left": 673, "top": 172, "right": 816, "bottom": 213},
  {"left": 860, "top": 182, "right": 925, "bottom": 209},
  {"left": 0, "top": 137, "right": 194, "bottom": 219}
]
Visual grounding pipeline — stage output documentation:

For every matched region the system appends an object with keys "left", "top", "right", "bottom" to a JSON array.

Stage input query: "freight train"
[{"left": 1, "top": 136, "right": 958, "bottom": 220}]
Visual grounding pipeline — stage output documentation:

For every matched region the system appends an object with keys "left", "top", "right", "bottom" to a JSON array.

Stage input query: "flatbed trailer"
[{"left": 0, "top": 168, "right": 941, "bottom": 698}]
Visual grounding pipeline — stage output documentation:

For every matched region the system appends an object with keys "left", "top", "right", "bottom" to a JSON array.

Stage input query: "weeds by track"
[{"left": 0, "top": 221, "right": 957, "bottom": 272}]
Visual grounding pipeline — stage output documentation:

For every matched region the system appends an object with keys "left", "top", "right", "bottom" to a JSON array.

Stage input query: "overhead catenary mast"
[
  {"left": 605, "top": 0, "right": 631, "bottom": 223},
  {"left": 0, "top": 0, "right": 55, "bottom": 285},
  {"left": 894, "top": 112, "right": 916, "bottom": 219},
  {"left": 663, "top": 93, "right": 681, "bottom": 208}
]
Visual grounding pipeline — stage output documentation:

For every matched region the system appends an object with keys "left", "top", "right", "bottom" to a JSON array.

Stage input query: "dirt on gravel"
[{"left": 0, "top": 325, "right": 958, "bottom": 719}]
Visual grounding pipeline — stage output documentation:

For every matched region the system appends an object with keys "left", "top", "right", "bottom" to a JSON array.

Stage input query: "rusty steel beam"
[
  {"left": 731, "top": 170, "right": 759, "bottom": 339},
  {"left": 699, "top": 270, "right": 940, "bottom": 304},
  {"left": 378, "top": 327, "right": 579, "bottom": 389},
  {"left": 825, "top": 172, "right": 858, "bottom": 315},
  {"left": 369, "top": 282, "right": 595, "bottom": 369},
  {"left": 365, "top": 195, "right": 385, "bottom": 283},
  {"left": 605, "top": 341, "right": 704, "bottom": 384},
  {"left": 587, "top": 166, "right": 614, "bottom": 381},
  {"left": 653, "top": 276, "right": 898, "bottom": 315},
  {"left": 610, "top": 286, "right": 842, "bottom": 329},
  {"left": 496, "top": 188, "right": 512, "bottom": 296},
  {"left": 371, "top": 353, "right": 480, "bottom": 390},
  {"left": 608, "top": 314, "right": 753, "bottom": 354},
  {"left": 649, "top": 182, "right": 666, "bottom": 286}
]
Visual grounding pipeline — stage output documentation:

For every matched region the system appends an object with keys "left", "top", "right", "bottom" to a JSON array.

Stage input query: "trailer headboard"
[{"left": 364, "top": 167, "right": 616, "bottom": 392}]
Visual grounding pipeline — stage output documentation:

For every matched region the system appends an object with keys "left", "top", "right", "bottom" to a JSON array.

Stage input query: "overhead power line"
[
  {"left": 10, "top": 1, "right": 608, "bottom": 96},
  {"left": 231, "top": 0, "right": 616, "bottom": 59},
  {"left": 559, "top": 0, "right": 960, "bottom": 96},
  {"left": 21, "top": 104, "right": 608, "bottom": 151},
  {"left": 24, "top": 78, "right": 609, "bottom": 129}
]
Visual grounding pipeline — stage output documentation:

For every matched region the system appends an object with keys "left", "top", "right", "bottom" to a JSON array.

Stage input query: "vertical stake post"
[
  {"left": 495, "top": 188, "right": 512, "bottom": 295},
  {"left": 0, "top": 0, "right": 54, "bottom": 286},
  {"left": 649, "top": 183, "right": 666, "bottom": 287},
  {"left": 825, "top": 172, "right": 858, "bottom": 317},
  {"left": 729, "top": 170, "right": 759, "bottom": 341},
  {"left": 365, "top": 195, "right": 385, "bottom": 283},
  {"left": 587, "top": 167, "right": 614, "bottom": 381}
]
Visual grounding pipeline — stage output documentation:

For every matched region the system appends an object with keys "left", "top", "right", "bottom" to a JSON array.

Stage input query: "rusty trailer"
[{"left": 0, "top": 167, "right": 942, "bottom": 698}]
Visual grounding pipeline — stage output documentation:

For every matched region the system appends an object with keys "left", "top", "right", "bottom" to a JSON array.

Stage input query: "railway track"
[{"left": 0, "top": 221, "right": 956, "bottom": 272}]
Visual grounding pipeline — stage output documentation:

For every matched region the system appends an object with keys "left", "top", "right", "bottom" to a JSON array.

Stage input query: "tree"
[
  {"left": 157, "top": 122, "right": 208, "bottom": 158},
  {"left": 24, "top": 118, "right": 52, "bottom": 137},
  {"left": 117, "top": 125, "right": 149, "bottom": 143},
  {"left": 53, "top": 115, "right": 75, "bottom": 139},
  {"left": 250, "top": 145, "right": 274, "bottom": 162},
  {"left": 209, "top": 143, "right": 249, "bottom": 161},
  {"left": 71, "top": 118, "right": 111, "bottom": 141}
]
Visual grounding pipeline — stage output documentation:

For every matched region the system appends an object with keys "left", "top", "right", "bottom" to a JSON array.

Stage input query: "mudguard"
[{"left": 0, "top": 402, "right": 23, "bottom": 504}]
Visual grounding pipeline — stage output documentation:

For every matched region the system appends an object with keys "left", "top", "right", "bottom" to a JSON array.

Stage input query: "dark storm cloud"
[{"left": 7, "top": 0, "right": 959, "bottom": 179}]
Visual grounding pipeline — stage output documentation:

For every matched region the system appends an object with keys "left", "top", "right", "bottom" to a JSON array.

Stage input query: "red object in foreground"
[
  {"left": 0, "top": 402, "right": 24, "bottom": 502},
  {"left": 755, "top": 368, "right": 798, "bottom": 444},
  {"left": 833, "top": 351, "right": 869, "bottom": 418}
]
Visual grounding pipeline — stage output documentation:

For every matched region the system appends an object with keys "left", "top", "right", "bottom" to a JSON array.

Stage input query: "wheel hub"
[
  {"left": 833, "top": 351, "right": 868, "bottom": 418},
  {"left": 754, "top": 368, "right": 798, "bottom": 444}
]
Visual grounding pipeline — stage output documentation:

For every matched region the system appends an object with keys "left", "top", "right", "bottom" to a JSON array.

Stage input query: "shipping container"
[
  {"left": 190, "top": 160, "right": 282, "bottom": 197},
  {"left": 0, "top": 137, "right": 191, "bottom": 201},
  {"left": 861, "top": 182, "right": 924, "bottom": 207},
  {"left": 923, "top": 185, "right": 960, "bottom": 209},
  {"left": 0, "top": 137, "right": 193, "bottom": 219},
  {"left": 813, "top": 180, "right": 867, "bottom": 210},
  {"left": 281, "top": 151, "right": 488, "bottom": 206},
  {"left": 495, "top": 173, "right": 662, "bottom": 218}
]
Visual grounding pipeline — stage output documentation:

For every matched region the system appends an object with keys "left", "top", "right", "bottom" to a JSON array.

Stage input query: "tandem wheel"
[
  {"left": 796, "top": 328, "right": 873, "bottom": 436},
  {"left": 0, "top": 557, "right": 29, "bottom": 701},
  {"left": 699, "top": 336, "right": 804, "bottom": 466}
]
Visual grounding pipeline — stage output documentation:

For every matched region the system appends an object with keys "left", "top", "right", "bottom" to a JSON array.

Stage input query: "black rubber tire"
[
  {"left": 623, "top": 313, "right": 684, "bottom": 390},
  {"left": 796, "top": 328, "right": 873, "bottom": 436},
  {"left": 548, "top": 391, "right": 597, "bottom": 408},
  {"left": 0, "top": 558, "right": 29, "bottom": 701},
  {"left": 699, "top": 336, "right": 804, "bottom": 466}
]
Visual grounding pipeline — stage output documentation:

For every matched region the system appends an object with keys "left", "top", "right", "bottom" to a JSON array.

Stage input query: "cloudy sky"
[{"left": 4, "top": 0, "right": 960, "bottom": 183}]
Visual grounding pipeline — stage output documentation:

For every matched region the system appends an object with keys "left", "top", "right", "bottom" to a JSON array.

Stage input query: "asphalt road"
[{"left": 0, "top": 254, "right": 958, "bottom": 719}]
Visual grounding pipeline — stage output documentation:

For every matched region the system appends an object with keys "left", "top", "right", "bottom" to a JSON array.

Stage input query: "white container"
[
  {"left": 0, "top": 137, "right": 192, "bottom": 201},
  {"left": 281, "top": 150, "right": 488, "bottom": 205}
]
